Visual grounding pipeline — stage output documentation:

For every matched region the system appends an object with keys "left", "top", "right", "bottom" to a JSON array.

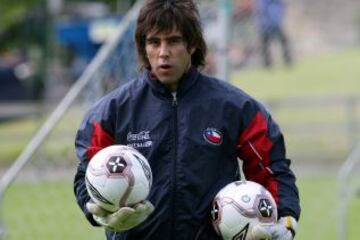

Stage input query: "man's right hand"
[{"left": 86, "top": 200, "right": 154, "bottom": 232}]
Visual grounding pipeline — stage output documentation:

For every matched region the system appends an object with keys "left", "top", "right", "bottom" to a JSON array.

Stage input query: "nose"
[{"left": 159, "top": 42, "right": 170, "bottom": 58}]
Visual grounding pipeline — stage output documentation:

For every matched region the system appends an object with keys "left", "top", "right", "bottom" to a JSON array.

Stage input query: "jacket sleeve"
[
  {"left": 236, "top": 100, "right": 300, "bottom": 220},
  {"left": 73, "top": 101, "right": 115, "bottom": 226}
]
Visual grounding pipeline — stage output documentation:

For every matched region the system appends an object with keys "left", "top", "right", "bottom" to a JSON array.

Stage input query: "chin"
[{"left": 159, "top": 78, "right": 175, "bottom": 85}]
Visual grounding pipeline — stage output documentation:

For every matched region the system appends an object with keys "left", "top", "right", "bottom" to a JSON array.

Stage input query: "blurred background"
[{"left": 0, "top": 0, "right": 359, "bottom": 239}]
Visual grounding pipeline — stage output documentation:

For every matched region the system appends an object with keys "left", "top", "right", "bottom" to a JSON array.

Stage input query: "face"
[{"left": 145, "top": 29, "right": 195, "bottom": 91}]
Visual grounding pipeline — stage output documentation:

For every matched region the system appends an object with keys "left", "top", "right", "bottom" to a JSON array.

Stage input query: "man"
[
  {"left": 74, "top": 0, "right": 300, "bottom": 239},
  {"left": 255, "top": 0, "right": 292, "bottom": 67}
]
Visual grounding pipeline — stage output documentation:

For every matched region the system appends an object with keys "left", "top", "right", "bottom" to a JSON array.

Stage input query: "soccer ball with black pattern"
[
  {"left": 211, "top": 180, "right": 277, "bottom": 240},
  {"left": 85, "top": 145, "right": 152, "bottom": 212}
]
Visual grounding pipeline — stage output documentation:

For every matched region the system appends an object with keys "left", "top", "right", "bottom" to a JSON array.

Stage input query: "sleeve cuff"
[
  {"left": 279, "top": 216, "right": 298, "bottom": 237},
  {"left": 85, "top": 207, "right": 102, "bottom": 226}
]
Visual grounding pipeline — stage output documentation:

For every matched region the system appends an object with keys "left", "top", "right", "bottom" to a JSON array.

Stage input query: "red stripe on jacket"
[
  {"left": 86, "top": 121, "right": 115, "bottom": 160},
  {"left": 237, "top": 111, "right": 279, "bottom": 204}
]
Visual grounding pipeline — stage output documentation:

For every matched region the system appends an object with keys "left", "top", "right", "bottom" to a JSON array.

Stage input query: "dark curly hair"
[{"left": 135, "top": 0, "right": 207, "bottom": 70}]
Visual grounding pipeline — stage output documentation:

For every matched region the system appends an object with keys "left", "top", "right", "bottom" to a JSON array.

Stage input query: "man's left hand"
[{"left": 250, "top": 216, "right": 297, "bottom": 240}]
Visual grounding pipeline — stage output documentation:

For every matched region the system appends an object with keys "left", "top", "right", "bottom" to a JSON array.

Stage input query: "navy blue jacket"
[{"left": 74, "top": 66, "right": 300, "bottom": 240}]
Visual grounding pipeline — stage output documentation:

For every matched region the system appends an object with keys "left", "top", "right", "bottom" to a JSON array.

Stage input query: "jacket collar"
[{"left": 143, "top": 66, "right": 199, "bottom": 97}]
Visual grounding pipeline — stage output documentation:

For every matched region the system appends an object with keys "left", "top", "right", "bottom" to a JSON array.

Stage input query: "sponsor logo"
[
  {"left": 127, "top": 131, "right": 151, "bottom": 141},
  {"left": 203, "top": 128, "right": 223, "bottom": 146},
  {"left": 127, "top": 131, "right": 153, "bottom": 149}
]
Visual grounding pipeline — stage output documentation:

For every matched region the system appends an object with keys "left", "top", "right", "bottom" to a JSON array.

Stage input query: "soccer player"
[
  {"left": 255, "top": 0, "right": 293, "bottom": 68},
  {"left": 74, "top": 0, "right": 300, "bottom": 239}
]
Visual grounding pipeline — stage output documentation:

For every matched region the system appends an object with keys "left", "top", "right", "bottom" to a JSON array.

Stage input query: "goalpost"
[{"left": 337, "top": 143, "right": 360, "bottom": 240}]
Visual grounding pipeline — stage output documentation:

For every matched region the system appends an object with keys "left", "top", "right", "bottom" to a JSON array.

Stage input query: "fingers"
[
  {"left": 251, "top": 223, "right": 293, "bottom": 240},
  {"left": 250, "top": 225, "right": 272, "bottom": 240},
  {"left": 134, "top": 200, "right": 154, "bottom": 215},
  {"left": 107, "top": 207, "right": 135, "bottom": 226},
  {"left": 93, "top": 215, "right": 108, "bottom": 226},
  {"left": 86, "top": 202, "right": 112, "bottom": 217},
  {"left": 88, "top": 200, "right": 155, "bottom": 232},
  {"left": 113, "top": 207, "right": 136, "bottom": 220}
]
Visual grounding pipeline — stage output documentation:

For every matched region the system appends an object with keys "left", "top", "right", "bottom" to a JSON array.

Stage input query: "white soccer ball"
[
  {"left": 85, "top": 145, "right": 152, "bottom": 212},
  {"left": 211, "top": 180, "right": 277, "bottom": 240}
]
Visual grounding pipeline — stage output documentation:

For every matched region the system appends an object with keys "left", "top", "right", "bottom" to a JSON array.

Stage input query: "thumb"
[
  {"left": 134, "top": 200, "right": 154, "bottom": 215},
  {"left": 86, "top": 202, "right": 111, "bottom": 217},
  {"left": 250, "top": 225, "right": 272, "bottom": 240}
]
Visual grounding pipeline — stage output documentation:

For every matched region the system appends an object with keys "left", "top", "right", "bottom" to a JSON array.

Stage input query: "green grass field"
[
  {"left": 1, "top": 47, "right": 360, "bottom": 239},
  {"left": 3, "top": 180, "right": 104, "bottom": 240},
  {"left": 232, "top": 48, "right": 360, "bottom": 100},
  {"left": 296, "top": 176, "right": 360, "bottom": 240},
  {"left": 3, "top": 177, "right": 360, "bottom": 239},
  {"left": 0, "top": 109, "right": 83, "bottom": 167}
]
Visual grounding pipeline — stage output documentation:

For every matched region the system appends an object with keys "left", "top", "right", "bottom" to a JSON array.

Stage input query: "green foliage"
[
  {"left": 0, "top": 0, "right": 44, "bottom": 33},
  {"left": 0, "top": 0, "right": 135, "bottom": 34}
]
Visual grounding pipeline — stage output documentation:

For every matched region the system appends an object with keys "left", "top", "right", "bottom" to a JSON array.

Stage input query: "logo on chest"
[
  {"left": 203, "top": 128, "right": 223, "bottom": 146},
  {"left": 127, "top": 131, "right": 153, "bottom": 149}
]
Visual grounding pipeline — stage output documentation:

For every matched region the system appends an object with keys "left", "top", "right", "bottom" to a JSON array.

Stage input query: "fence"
[{"left": 268, "top": 95, "right": 360, "bottom": 168}]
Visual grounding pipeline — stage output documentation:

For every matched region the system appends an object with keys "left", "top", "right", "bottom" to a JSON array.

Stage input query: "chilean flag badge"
[{"left": 203, "top": 128, "right": 223, "bottom": 146}]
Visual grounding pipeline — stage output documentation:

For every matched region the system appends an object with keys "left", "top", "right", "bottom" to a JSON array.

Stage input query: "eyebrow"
[{"left": 146, "top": 35, "right": 184, "bottom": 42}]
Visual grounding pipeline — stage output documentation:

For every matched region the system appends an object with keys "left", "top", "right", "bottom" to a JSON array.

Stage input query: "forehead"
[{"left": 146, "top": 28, "right": 183, "bottom": 39}]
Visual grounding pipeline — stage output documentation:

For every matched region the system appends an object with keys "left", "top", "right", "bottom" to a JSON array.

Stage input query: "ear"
[{"left": 190, "top": 47, "right": 196, "bottom": 55}]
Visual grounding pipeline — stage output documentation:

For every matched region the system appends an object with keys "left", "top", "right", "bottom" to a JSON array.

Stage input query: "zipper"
[
  {"left": 170, "top": 92, "right": 178, "bottom": 239},
  {"left": 172, "top": 92, "right": 178, "bottom": 106}
]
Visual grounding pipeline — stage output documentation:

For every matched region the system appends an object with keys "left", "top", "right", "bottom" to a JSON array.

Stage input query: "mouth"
[{"left": 159, "top": 64, "right": 172, "bottom": 71}]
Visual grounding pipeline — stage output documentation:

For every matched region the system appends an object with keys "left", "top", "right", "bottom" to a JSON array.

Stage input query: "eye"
[
  {"left": 168, "top": 37, "right": 182, "bottom": 45},
  {"left": 146, "top": 39, "right": 160, "bottom": 47}
]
